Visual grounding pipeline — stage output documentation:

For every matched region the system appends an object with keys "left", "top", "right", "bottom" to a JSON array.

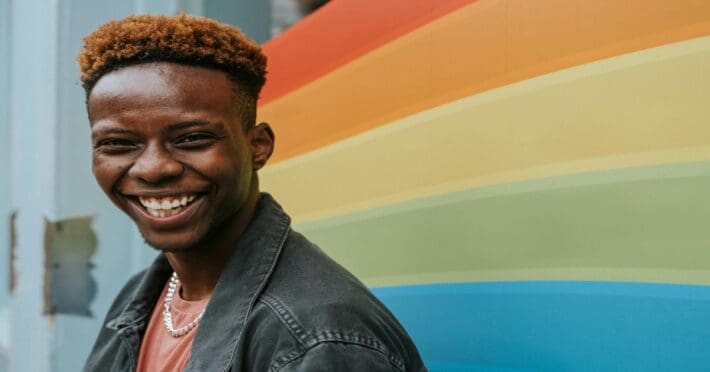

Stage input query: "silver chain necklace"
[{"left": 162, "top": 272, "right": 206, "bottom": 337}]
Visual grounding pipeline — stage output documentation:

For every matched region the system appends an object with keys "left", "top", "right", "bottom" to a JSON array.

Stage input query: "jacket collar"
[{"left": 107, "top": 193, "right": 291, "bottom": 372}]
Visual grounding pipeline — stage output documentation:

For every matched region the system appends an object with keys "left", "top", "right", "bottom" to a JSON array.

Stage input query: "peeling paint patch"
[
  {"left": 43, "top": 216, "right": 97, "bottom": 317},
  {"left": 8, "top": 210, "right": 16, "bottom": 294}
]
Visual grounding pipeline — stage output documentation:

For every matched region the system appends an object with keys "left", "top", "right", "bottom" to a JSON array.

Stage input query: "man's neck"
[{"left": 165, "top": 188, "right": 260, "bottom": 301}]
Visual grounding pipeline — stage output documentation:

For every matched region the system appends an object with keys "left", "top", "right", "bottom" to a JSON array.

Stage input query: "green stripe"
[{"left": 296, "top": 161, "right": 710, "bottom": 286}]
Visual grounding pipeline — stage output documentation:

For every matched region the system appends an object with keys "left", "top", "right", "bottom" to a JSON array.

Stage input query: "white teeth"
[
  {"left": 137, "top": 194, "right": 200, "bottom": 217},
  {"left": 147, "top": 207, "right": 183, "bottom": 218}
]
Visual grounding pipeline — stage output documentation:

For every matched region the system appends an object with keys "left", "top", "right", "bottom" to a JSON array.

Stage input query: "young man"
[{"left": 80, "top": 13, "right": 426, "bottom": 372}]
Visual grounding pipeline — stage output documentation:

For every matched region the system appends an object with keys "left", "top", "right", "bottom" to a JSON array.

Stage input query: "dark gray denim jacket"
[{"left": 84, "top": 194, "right": 427, "bottom": 371}]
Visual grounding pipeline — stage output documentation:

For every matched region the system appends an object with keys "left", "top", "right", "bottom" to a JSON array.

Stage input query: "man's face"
[{"left": 88, "top": 62, "right": 262, "bottom": 252}]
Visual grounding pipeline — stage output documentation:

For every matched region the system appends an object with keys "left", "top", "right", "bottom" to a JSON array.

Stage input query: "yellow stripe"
[{"left": 261, "top": 36, "right": 710, "bottom": 223}]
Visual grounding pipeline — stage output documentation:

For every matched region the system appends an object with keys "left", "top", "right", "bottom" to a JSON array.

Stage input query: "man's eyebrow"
[
  {"left": 91, "top": 127, "right": 136, "bottom": 137},
  {"left": 166, "top": 119, "right": 216, "bottom": 131},
  {"left": 92, "top": 120, "right": 219, "bottom": 136}
]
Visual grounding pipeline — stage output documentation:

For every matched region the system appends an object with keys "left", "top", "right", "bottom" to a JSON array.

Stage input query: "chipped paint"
[{"left": 43, "top": 216, "right": 97, "bottom": 317}]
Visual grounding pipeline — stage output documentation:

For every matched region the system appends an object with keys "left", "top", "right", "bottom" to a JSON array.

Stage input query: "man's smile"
[
  {"left": 122, "top": 191, "right": 208, "bottom": 229},
  {"left": 138, "top": 194, "right": 199, "bottom": 217}
]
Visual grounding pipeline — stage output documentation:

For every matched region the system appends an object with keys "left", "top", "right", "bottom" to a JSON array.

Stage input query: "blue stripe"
[{"left": 371, "top": 281, "right": 710, "bottom": 372}]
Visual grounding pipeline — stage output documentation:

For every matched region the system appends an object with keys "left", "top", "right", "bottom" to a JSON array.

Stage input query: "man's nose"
[{"left": 128, "top": 143, "right": 184, "bottom": 183}]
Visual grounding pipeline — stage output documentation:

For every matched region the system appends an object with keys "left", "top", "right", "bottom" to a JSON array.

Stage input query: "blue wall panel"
[{"left": 374, "top": 282, "right": 710, "bottom": 371}]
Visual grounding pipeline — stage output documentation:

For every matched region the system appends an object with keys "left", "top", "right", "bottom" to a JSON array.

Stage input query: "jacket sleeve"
[{"left": 274, "top": 342, "right": 400, "bottom": 372}]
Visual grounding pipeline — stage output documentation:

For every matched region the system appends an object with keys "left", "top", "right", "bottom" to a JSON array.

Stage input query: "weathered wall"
[
  {"left": 0, "top": 0, "right": 12, "bottom": 369},
  {"left": 0, "top": 1, "right": 270, "bottom": 371}
]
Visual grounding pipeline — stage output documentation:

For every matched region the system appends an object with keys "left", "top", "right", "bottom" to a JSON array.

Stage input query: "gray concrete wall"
[{"left": 0, "top": 2, "right": 9, "bottom": 364}]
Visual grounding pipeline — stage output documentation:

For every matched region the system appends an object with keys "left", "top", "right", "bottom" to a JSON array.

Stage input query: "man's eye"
[
  {"left": 175, "top": 133, "right": 215, "bottom": 147},
  {"left": 94, "top": 139, "right": 137, "bottom": 153}
]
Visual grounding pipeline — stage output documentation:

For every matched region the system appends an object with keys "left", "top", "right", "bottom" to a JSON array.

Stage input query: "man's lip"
[{"left": 121, "top": 190, "right": 209, "bottom": 198}]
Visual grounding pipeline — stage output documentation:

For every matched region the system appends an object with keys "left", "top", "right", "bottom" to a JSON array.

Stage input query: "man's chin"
[{"left": 140, "top": 232, "right": 200, "bottom": 253}]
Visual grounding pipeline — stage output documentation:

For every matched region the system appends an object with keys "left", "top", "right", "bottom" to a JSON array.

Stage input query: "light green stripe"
[{"left": 296, "top": 161, "right": 710, "bottom": 287}]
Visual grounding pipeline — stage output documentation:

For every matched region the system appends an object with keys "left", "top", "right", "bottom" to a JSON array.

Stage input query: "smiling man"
[{"left": 79, "top": 13, "right": 425, "bottom": 372}]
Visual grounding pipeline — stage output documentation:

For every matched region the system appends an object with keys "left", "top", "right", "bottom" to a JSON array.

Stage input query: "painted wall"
[
  {"left": 2, "top": 1, "right": 709, "bottom": 371},
  {"left": 0, "top": 0, "right": 12, "bottom": 369},
  {"left": 258, "top": 1, "right": 710, "bottom": 370}
]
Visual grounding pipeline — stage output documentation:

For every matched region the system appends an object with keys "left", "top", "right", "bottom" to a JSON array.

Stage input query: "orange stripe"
[
  {"left": 260, "top": 0, "right": 475, "bottom": 104},
  {"left": 259, "top": 0, "right": 710, "bottom": 163}
]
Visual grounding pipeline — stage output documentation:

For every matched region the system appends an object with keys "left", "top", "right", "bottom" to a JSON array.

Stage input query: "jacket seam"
[
  {"left": 117, "top": 330, "right": 137, "bottom": 372},
  {"left": 259, "top": 293, "right": 310, "bottom": 349},
  {"left": 220, "top": 222, "right": 290, "bottom": 372},
  {"left": 270, "top": 340, "right": 404, "bottom": 372},
  {"left": 259, "top": 293, "right": 406, "bottom": 370},
  {"left": 242, "top": 225, "right": 290, "bottom": 325}
]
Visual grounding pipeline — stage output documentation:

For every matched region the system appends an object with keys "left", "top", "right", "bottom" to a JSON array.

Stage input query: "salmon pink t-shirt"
[{"left": 136, "top": 279, "right": 210, "bottom": 372}]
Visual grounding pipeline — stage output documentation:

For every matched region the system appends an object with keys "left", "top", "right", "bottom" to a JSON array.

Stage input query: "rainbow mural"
[{"left": 258, "top": 1, "right": 710, "bottom": 370}]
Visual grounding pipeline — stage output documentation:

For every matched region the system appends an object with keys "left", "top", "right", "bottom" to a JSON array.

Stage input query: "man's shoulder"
[
  {"left": 247, "top": 229, "right": 423, "bottom": 371},
  {"left": 265, "top": 229, "right": 385, "bottom": 323}
]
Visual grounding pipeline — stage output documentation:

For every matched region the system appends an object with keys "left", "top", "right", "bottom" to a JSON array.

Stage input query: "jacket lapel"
[
  {"left": 105, "top": 255, "right": 172, "bottom": 370},
  {"left": 185, "top": 194, "right": 291, "bottom": 372}
]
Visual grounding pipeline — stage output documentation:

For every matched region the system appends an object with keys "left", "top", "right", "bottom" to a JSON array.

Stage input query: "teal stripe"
[{"left": 372, "top": 281, "right": 710, "bottom": 371}]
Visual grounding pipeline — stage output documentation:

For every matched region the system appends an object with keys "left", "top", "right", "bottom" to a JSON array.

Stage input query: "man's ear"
[{"left": 248, "top": 122, "right": 275, "bottom": 171}]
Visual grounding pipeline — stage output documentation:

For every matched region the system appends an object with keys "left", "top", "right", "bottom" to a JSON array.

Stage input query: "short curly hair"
[{"left": 78, "top": 13, "right": 267, "bottom": 128}]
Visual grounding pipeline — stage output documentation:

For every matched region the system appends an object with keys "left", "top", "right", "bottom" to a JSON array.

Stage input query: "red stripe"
[{"left": 259, "top": 0, "right": 476, "bottom": 105}]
